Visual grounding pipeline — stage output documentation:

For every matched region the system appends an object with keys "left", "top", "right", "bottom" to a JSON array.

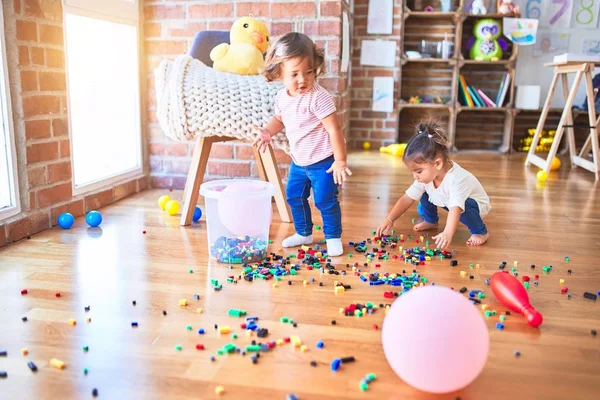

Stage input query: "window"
[
  {"left": 63, "top": 1, "right": 142, "bottom": 194},
  {"left": 0, "top": 2, "right": 20, "bottom": 220}
]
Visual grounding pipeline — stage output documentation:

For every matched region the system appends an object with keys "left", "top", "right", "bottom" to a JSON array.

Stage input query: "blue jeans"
[
  {"left": 418, "top": 193, "right": 488, "bottom": 235},
  {"left": 286, "top": 156, "right": 342, "bottom": 239}
]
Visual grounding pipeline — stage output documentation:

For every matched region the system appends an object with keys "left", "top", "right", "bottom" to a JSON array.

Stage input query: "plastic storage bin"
[{"left": 199, "top": 179, "right": 275, "bottom": 263}]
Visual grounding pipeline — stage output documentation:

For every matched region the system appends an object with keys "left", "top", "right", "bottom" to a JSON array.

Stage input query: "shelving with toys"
[{"left": 398, "top": 0, "right": 530, "bottom": 152}]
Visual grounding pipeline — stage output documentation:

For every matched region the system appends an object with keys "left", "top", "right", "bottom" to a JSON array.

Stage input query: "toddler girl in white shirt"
[{"left": 376, "top": 119, "right": 491, "bottom": 249}]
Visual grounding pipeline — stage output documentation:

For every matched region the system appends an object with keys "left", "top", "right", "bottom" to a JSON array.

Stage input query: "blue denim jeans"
[
  {"left": 286, "top": 156, "right": 342, "bottom": 239},
  {"left": 418, "top": 193, "right": 488, "bottom": 235}
]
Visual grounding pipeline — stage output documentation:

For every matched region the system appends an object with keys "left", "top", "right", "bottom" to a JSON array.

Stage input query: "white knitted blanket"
[{"left": 155, "top": 55, "right": 290, "bottom": 153}]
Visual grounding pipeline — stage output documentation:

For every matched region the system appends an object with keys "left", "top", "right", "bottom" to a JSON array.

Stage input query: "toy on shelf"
[
  {"left": 470, "top": 0, "right": 487, "bottom": 15},
  {"left": 517, "top": 128, "right": 555, "bottom": 152},
  {"left": 380, "top": 143, "right": 407, "bottom": 157},
  {"left": 406, "top": 95, "right": 449, "bottom": 104},
  {"left": 466, "top": 19, "right": 509, "bottom": 61},
  {"left": 210, "top": 16, "right": 270, "bottom": 75},
  {"left": 498, "top": 0, "right": 519, "bottom": 15},
  {"left": 490, "top": 272, "right": 543, "bottom": 328}
]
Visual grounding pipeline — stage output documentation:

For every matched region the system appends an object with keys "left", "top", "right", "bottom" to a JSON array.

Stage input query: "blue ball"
[
  {"left": 57, "top": 213, "right": 75, "bottom": 229},
  {"left": 193, "top": 206, "right": 202, "bottom": 222},
  {"left": 85, "top": 211, "right": 103, "bottom": 227}
]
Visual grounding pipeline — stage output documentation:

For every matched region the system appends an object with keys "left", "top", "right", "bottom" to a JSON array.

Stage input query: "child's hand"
[
  {"left": 326, "top": 160, "right": 353, "bottom": 184},
  {"left": 432, "top": 230, "right": 453, "bottom": 250},
  {"left": 252, "top": 126, "right": 273, "bottom": 153},
  {"left": 376, "top": 219, "right": 394, "bottom": 237}
]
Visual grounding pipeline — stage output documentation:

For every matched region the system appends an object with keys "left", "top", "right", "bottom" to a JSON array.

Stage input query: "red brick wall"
[
  {"left": 349, "top": 0, "right": 402, "bottom": 149},
  {"left": 0, "top": 0, "right": 147, "bottom": 248},
  {"left": 144, "top": 0, "right": 352, "bottom": 189}
]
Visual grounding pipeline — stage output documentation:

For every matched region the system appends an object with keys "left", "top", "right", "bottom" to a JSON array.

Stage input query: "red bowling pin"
[{"left": 490, "top": 272, "right": 543, "bottom": 327}]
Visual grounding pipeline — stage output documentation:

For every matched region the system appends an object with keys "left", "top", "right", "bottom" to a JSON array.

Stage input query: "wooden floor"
[{"left": 1, "top": 152, "right": 600, "bottom": 400}]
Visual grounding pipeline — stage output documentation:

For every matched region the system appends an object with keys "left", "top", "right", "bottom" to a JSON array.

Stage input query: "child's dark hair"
[
  {"left": 262, "top": 32, "right": 325, "bottom": 82},
  {"left": 402, "top": 119, "right": 450, "bottom": 164}
]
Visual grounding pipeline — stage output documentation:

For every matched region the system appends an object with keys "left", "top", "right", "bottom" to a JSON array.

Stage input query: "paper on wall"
[
  {"left": 341, "top": 12, "right": 350, "bottom": 73},
  {"left": 503, "top": 18, "right": 539, "bottom": 45},
  {"left": 360, "top": 40, "right": 396, "bottom": 67},
  {"left": 372, "top": 77, "right": 394, "bottom": 112},
  {"left": 367, "top": 0, "right": 393, "bottom": 34},
  {"left": 533, "top": 32, "right": 569, "bottom": 57}
]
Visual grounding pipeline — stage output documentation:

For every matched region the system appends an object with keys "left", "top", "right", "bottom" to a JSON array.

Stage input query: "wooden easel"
[
  {"left": 180, "top": 135, "right": 292, "bottom": 226},
  {"left": 525, "top": 61, "right": 600, "bottom": 180}
]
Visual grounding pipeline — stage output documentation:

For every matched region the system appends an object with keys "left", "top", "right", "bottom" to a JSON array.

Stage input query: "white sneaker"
[
  {"left": 326, "top": 238, "right": 343, "bottom": 257},
  {"left": 282, "top": 234, "right": 313, "bottom": 248}
]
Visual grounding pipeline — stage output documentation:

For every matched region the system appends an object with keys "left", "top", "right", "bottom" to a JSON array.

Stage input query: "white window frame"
[
  {"left": 0, "top": 2, "right": 21, "bottom": 221},
  {"left": 62, "top": 0, "right": 144, "bottom": 196}
]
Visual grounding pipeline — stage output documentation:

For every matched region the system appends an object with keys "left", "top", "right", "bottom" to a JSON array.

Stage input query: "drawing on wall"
[
  {"left": 367, "top": 0, "right": 393, "bottom": 34},
  {"left": 533, "top": 32, "right": 570, "bottom": 57},
  {"left": 503, "top": 18, "right": 539, "bottom": 45},
  {"left": 582, "top": 39, "right": 600, "bottom": 55},
  {"left": 572, "top": 0, "right": 600, "bottom": 28},
  {"left": 372, "top": 77, "right": 394, "bottom": 113},
  {"left": 546, "top": 0, "right": 574, "bottom": 28},
  {"left": 360, "top": 40, "right": 397, "bottom": 67}
]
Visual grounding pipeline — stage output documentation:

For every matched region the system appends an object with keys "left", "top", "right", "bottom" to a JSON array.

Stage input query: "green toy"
[{"left": 467, "top": 19, "right": 508, "bottom": 61}]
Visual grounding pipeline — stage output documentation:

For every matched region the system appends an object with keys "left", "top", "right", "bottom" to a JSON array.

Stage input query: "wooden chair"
[{"left": 179, "top": 31, "right": 292, "bottom": 226}]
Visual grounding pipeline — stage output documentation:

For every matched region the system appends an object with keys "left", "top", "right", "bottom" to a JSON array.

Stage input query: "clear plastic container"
[{"left": 199, "top": 179, "right": 275, "bottom": 264}]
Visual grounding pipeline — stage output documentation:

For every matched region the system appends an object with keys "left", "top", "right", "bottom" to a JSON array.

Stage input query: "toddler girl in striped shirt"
[{"left": 253, "top": 32, "right": 352, "bottom": 257}]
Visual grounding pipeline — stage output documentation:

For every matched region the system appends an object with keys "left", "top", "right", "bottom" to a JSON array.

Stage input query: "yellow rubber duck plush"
[{"left": 210, "top": 16, "right": 270, "bottom": 75}]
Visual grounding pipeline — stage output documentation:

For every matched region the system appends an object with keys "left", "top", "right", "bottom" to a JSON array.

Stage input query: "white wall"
[{"left": 513, "top": 1, "right": 600, "bottom": 109}]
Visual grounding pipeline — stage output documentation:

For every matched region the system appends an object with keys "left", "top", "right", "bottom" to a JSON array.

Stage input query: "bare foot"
[
  {"left": 413, "top": 221, "right": 438, "bottom": 231},
  {"left": 467, "top": 233, "right": 489, "bottom": 246}
]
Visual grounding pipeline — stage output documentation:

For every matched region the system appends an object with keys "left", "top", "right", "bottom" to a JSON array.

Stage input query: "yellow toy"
[
  {"left": 165, "top": 200, "right": 181, "bottom": 216},
  {"left": 210, "top": 16, "right": 270, "bottom": 75},
  {"left": 362, "top": 141, "right": 371, "bottom": 150},
  {"left": 536, "top": 170, "right": 548, "bottom": 182},
  {"left": 380, "top": 143, "right": 407, "bottom": 157},
  {"left": 158, "top": 195, "right": 171, "bottom": 210}
]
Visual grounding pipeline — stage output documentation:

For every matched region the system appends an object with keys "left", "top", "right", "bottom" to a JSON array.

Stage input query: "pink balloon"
[
  {"left": 218, "top": 180, "right": 273, "bottom": 237},
  {"left": 382, "top": 286, "right": 489, "bottom": 394}
]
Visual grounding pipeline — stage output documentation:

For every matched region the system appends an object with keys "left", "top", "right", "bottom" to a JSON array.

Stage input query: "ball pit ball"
[
  {"left": 362, "top": 141, "right": 371, "bottom": 150},
  {"left": 382, "top": 286, "right": 489, "bottom": 393},
  {"left": 165, "top": 200, "right": 181, "bottom": 216},
  {"left": 158, "top": 195, "right": 171, "bottom": 210},
  {"left": 550, "top": 157, "right": 561, "bottom": 171},
  {"left": 57, "top": 213, "right": 75, "bottom": 229},
  {"left": 536, "top": 170, "right": 548, "bottom": 182},
  {"left": 85, "top": 211, "right": 102, "bottom": 227},
  {"left": 193, "top": 206, "right": 203, "bottom": 222}
]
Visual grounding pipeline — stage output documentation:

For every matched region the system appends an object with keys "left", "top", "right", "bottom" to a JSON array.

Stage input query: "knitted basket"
[{"left": 155, "top": 55, "right": 290, "bottom": 153}]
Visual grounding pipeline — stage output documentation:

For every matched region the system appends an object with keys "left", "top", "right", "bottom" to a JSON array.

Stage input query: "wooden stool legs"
[
  {"left": 180, "top": 136, "right": 292, "bottom": 226},
  {"left": 525, "top": 62, "right": 600, "bottom": 180}
]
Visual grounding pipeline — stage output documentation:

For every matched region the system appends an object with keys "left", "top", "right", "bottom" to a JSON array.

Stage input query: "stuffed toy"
[
  {"left": 498, "top": 0, "right": 519, "bottom": 15},
  {"left": 210, "top": 16, "right": 270, "bottom": 75},
  {"left": 470, "top": 0, "right": 487, "bottom": 14},
  {"left": 466, "top": 19, "right": 508, "bottom": 61}
]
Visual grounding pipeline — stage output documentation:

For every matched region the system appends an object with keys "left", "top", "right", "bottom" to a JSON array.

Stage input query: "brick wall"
[
  {"left": 144, "top": 0, "right": 352, "bottom": 189},
  {"left": 0, "top": 0, "right": 147, "bottom": 248},
  {"left": 348, "top": 0, "right": 402, "bottom": 149}
]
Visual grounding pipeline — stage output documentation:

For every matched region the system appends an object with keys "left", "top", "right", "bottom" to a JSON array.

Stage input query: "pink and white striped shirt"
[{"left": 274, "top": 83, "right": 337, "bottom": 166}]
